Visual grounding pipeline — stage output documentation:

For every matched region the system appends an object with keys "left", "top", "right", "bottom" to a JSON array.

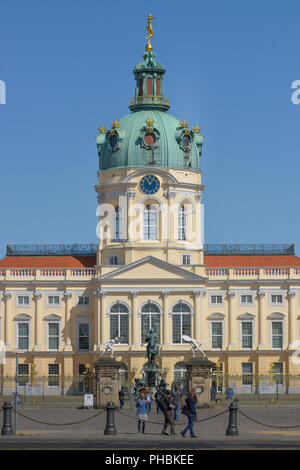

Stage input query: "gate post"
[
  {"left": 104, "top": 402, "right": 117, "bottom": 435},
  {"left": 226, "top": 401, "right": 239, "bottom": 436},
  {"left": 1, "top": 401, "right": 13, "bottom": 436}
]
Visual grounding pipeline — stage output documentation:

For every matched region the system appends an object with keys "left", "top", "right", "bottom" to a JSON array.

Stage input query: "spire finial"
[{"left": 146, "top": 14, "right": 156, "bottom": 52}]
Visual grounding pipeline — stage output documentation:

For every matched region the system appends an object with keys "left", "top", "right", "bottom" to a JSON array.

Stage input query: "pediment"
[{"left": 98, "top": 256, "right": 206, "bottom": 282}]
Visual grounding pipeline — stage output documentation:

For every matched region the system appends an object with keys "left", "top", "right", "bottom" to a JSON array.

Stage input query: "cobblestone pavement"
[{"left": 1, "top": 404, "right": 300, "bottom": 448}]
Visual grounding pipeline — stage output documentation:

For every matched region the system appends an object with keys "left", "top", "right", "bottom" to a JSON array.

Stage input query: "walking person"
[
  {"left": 161, "top": 389, "right": 176, "bottom": 435},
  {"left": 136, "top": 391, "right": 149, "bottom": 434},
  {"left": 118, "top": 387, "right": 125, "bottom": 410},
  {"left": 192, "top": 389, "right": 198, "bottom": 422},
  {"left": 146, "top": 388, "right": 153, "bottom": 413},
  {"left": 155, "top": 388, "right": 163, "bottom": 414},
  {"left": 181, "top": 390, "right": 197, "bottom": 438},
  {"left": 172, "top": 386, "right": 182, "bottom": 421}
]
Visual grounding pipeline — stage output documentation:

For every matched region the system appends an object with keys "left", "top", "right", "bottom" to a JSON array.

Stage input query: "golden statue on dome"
[{"left": 146, "top": 14, "right": 156, "bottom": 52}]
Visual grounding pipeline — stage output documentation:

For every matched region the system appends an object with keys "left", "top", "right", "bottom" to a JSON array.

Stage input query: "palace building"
[{"left": 1, "top": 25, "right": 300, "bottom": 394}]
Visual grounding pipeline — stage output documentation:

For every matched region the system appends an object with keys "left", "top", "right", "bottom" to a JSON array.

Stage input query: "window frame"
[
  {"left": 16, "top": 321, "right": 30, "bottom": 351},
  {"left": 46, "top": 295, "right": 61, "bottom": 307},
  {"left": 209, "top": 294, "right": 224, "bottom": 306},
  {"left": 271, "top": 320, "right": 284, "bottom": 350},
  {"left": 16, "top": 295, "right": 30, "bottom": 308},
  {"left": 171, "top": 302, "right": 192, "bottom": 345},
  {"left": 240, "top": 320, "right": 254, "bottom": 350},
  {"left": 77, "top": 321, "right": 91, "bottom": 351},
  {"left": 210, "top": 321, "right": 223, "bottom": 350},
  {"left": 143, "top": 204, "right": 158, "bottom": 240},
  {"left": 47, "top": 321, "right": 61, "bottom": 351}
]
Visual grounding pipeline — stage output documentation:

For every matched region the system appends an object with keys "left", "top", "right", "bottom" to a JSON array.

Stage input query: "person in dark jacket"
[
  {"left": 181, "top": 390, "right": 197, "bottom": 438},
  {"left": 161, "top": 390, "right": 176, "bottom": 435},
  {"left": 118, "top": 388, "right": 125, "bottom": 409}
]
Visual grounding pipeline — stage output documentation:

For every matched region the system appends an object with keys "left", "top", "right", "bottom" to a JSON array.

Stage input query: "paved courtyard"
[{"left": 1, "top": 403, "right": 300, "bottom": 449}]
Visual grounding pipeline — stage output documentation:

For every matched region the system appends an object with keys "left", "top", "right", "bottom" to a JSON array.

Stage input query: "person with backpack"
[
  {"left": 136, "top": 390, "right": 149, "bottom": 434},
  {"left": 161, "top": 389, "right": 176, "bottom": 435},
  {"left": 155, "top": 388, "right": 164, "bottom": 414},
  {"left": 181, "top": 390, "right": 197, "bottom": 438}
]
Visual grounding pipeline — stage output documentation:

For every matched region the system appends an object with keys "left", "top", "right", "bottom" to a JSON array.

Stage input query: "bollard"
[
  {"left": 1, "top": 401, "right": 13, "bottom": 436},
  {"left": 104, "top": 402, "right": 117, "bottom": 435},
  {"left": 226, "top": 401, "right": 239, "bottom": 436}
]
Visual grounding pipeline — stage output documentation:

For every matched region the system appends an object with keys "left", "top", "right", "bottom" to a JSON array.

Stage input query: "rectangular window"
[
  {"left": 18, "top": 364, "right": 29, "bottom": 387},
  {"left": 78, "top": 323, "right": 90, "bottom": 350},
  {"left": 18, "top": 323, "right": 29, "bottom": 350},
  {"left": 48, "top": 323, "right": 59, "bottom": 350},
  {"left": 48, "top": 364, "right": 59, "bottom": 387},
  {"left": 17, "top": 296, "right": 30, "bottom": 306},
  {"left": 241, "top": 295, "right": 253, "bottom": 304},
  {"left": 182, "top": 255, "right": 192, "bottom": 265},
  {"left": 272, "top": 321, "right": 283, "bottom": 349},
  {"left": 47, "top": 296, "right": 60, "bottom": 306},
  {"left": 108, "top": 255, "right": 119, "bottom": 265},
  {"left": 210, "top": 295, "right": 223, "bottom": 305},
  {"left": 242, "top": 363, "right": 253, "bottom": 385},
  {"left": 241, "top": 322, "right": 253, "bottom": 349},
  {"left": 211, "top": 322, "right": 223, "bottom": 349},
  {"left": 271, "top": 295, "right": 283, "bottom": 304},
  {"left": 273, "top": 362, "right": 283, "bottom": 385},
  {"left": 77, "top": 296, "right": 90, "bottom": 306}
]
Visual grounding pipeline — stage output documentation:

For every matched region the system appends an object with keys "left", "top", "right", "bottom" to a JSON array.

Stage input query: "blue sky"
[{"left": 1, "top": 0, "right": 300, "bottom": 259}]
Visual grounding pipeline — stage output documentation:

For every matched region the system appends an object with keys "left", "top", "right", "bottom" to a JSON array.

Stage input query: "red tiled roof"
[
  {"left": 0, "top": 256, "right": 97, "bottom": 268},
  {"left": 204, "top": 255, "right": 300, "bottom": 267},
  {"left": 1, "top": 254, "right": 300, "bottom": 269}
]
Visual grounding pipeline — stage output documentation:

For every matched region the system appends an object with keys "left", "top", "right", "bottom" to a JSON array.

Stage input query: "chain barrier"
[
  {"left": 117, "top": 408, "right": 228, "bottom": 427},
  {"left": 13, "top": 408, "right": 106, "bottom": 427},
  {"left": 238, "top": 410, "right": 300, "bottom": 430}
]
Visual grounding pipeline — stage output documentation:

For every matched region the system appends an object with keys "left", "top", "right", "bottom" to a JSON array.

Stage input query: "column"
[
  {"left": 162, "top": 291, "right": 170, "bottom": 346},
  {"left": 193, "top": 291, "right": 201, "bottom": 343},
  {"left": 227, "top": 291, "right": 236, "bottom": 350},
  {"left": 64, "top": 292, "right": 73, "bottom": 351},
  {"left": 93, "top": 288, "right": 101, "bottom": 351},
  {"left": 3, "top": 293, "right": 12, "bottom": 348},
  {"left": 288, "top": 290, "right": 297, "bottom": 349},
  {"left": 33, "top": 292, "right": 42, "bottom": 350},
  {"left": 100, "top": 291, "right": 107, "bottom": 346},
  {"left": 131, "top": 291, "right": 139, "bottom": 347},
  {"left": 257, "top": 291, "right": 266, "bottom": 350}
]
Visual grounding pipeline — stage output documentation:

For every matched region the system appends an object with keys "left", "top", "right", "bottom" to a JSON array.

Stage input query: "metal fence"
[
  {"left": 0, "top": 376, "right": 88, "bottom": 407},
  {"left": 211, "top": 375, "right": 300, "bottom": 404}
]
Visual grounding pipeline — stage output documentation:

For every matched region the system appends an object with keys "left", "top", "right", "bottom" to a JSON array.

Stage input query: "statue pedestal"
[
  {"left": 94, "top": 357, "right": 120, "bottom": 408},
  {"left": 186, "top": 357, "right": 215, "bottom": 408}
]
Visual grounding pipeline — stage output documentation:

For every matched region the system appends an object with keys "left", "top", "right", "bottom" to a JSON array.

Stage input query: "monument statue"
[
  {"left": 182, "top": 335, "right": 207, "bottom": 358},
  {"left": 146, "top": 13, "right": 156, "bottom": 52},
  {"left": 100, "top": 337, "right": 120, "bottom": 358},
  {"left": 143, "top": 329, "right": 160, "bottom": 366}
]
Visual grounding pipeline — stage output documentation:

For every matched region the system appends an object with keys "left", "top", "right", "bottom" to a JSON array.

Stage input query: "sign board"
[
  {"left": 84, "top": 394, "right": 94, "bottom": 408},
  {"left": 25, "top": 383, "right": 33, "bottom": 395},
  {"left": 259, "top": 381, "right": 273, "bottom": 394},
  {"left": 35, "top": 382, "right": 43, "bottom": 395}
]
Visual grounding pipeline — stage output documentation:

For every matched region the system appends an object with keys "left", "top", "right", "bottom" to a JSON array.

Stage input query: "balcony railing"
[
  {"left": 129, "top": 95, "right": 170, "bottom": 107},
  {"left": 205, "top": 266, "right": 299, "bottom": 279},
  {"left": 0, "top": 268, "right": 95, "bottom": 280}
]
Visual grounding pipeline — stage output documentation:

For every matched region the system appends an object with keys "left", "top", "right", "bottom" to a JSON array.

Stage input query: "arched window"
[
  {"left": 119, "top": 363, "right": 129, "bottom": 389},
  {"left": 172, "top": 302, "right": 191, "bottom": 344},
  {"left": 143, "top": 204, "right": 158, "bottom": 240},
  {"left": 114, "top": 206, "right": 122, "bottom": 241},
  {"left": 174, "top": 362, "right": 188, "bottom": 392},
  {"left": 140, "top": 302, "right": 161, "bottom": 344},
  {"left": 109, "top": 302, "right": 129, "bottom": 344},
  {"left": 178, "top": 205, "right": 186, "bottom": 240}
]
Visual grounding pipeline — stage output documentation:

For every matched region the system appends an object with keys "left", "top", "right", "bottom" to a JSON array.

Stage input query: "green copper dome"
[{"left": 96, "top": 51, "right": 203, "bottom": 172}]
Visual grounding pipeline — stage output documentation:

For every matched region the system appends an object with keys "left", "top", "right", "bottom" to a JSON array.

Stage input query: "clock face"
[{"left": 140, "top": 175, "right": 160, "bottom": 195}]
